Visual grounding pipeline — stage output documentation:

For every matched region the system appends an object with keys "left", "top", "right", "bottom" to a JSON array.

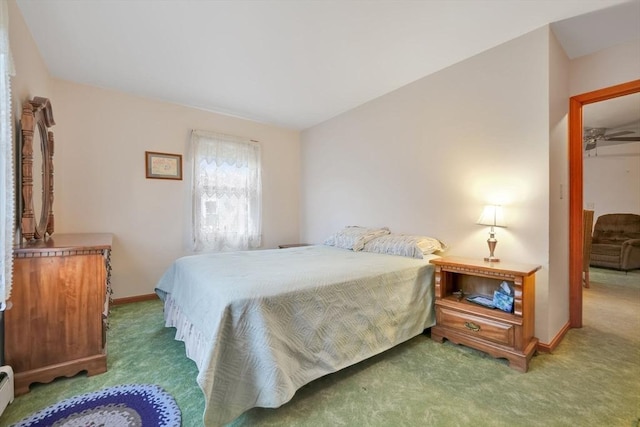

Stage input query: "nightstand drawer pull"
[{"left": 465, "top": 321, "right": 481, "bottom": 332}]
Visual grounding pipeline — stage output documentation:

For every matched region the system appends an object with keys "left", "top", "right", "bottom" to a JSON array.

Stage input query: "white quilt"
[{"left": 155, "top": 245, "right": 436, "bottom": 426}]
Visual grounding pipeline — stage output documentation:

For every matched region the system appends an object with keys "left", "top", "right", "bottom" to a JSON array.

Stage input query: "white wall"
[
  {"left": 11, "top": 0, "right": 639, "bottom": 338},
  {"left": 301, "top": 28, "right": 554, "bottom": 341},
  {"left": 10, "top": 0, "right": 302, "bottom": 299},
  {"left": 572, "top": 39, "right": 640, "bottom": 221},
  {"left": 547, "top": 30, "right": 571, "bottom": 340},
  {"left": 50, "top": 81, "right": 301, "bottom": 299},
  {"left": 8, "top": 0, "right": 50, "bottom": 114},
  {"left": 583, "top": 143, "right": 640, "bottom": 219},
  {"left": 569, "top": 39, "right": 640, "bottom": 96}
]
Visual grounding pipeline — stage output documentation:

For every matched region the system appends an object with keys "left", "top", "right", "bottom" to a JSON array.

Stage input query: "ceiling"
[
  {"left": 583, "top": 92, "right": 640, "bottom": 130},
  {"left": 16, "top": 0, "right": 640, "bottom": 130},
  {"left": 582, "top": 92, "right": 640, "bottom": 151}
]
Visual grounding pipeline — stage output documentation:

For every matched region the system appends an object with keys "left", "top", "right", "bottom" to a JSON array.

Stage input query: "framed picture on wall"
[{"left": 145, "top": 151, "right": 183, "bottom": 180}]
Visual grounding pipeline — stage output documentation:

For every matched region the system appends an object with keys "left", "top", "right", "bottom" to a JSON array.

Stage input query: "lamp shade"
[{"left": 477, "top": 205, "right": 506, "bottom": 228}]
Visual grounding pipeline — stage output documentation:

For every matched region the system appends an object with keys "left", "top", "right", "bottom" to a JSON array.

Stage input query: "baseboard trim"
[
  {"left": 537, "top": 321, "right": 571, "bottom": 353},
  {"left": 112, "top": 293, "right": 159, "bottom": 305},
  {"left": 110, "top": 295, "right": 573, "bottom": 353}
]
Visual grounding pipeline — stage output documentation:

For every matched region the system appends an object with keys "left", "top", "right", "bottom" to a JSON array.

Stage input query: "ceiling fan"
[{"left": 583, "top": 127, "right": 640, "bottom": 152}]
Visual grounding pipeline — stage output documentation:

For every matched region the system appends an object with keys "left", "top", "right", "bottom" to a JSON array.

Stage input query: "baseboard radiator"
[{"left": 0, "top": 366, "right": 14, "bottom": 416}]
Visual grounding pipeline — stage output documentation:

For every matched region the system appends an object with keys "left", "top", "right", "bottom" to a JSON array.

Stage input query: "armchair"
[{"left": 590, "top": 213, "right": 640, "bottom": 271}]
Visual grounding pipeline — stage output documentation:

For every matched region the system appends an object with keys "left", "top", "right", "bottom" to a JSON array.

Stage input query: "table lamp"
[{"left": 477, "top": 205, "right": 506, "bottom": 262}]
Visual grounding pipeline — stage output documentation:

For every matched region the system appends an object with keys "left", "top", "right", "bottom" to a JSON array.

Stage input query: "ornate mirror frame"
[{"left": 20, "top": 96, "right": 55, "bottom": 240}]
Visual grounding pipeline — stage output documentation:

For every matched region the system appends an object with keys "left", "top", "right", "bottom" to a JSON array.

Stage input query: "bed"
[{"left": 155, "top": 243, "right": 438, "bottom": 426}]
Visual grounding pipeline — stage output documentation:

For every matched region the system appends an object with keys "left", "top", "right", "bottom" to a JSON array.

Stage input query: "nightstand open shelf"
[{"left": 429, "top": 256, "right": 541, "bottom": 372}]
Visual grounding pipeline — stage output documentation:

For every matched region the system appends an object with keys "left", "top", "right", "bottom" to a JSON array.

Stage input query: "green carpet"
[
  {"left": 589, "top": 266, "right": 640, "bottom": 287},
  {"left": 1, "top": 275, "right": 638, "bottom": 427}
]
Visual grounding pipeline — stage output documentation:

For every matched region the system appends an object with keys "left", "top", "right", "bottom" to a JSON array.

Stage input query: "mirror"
[
  {"left": 20, "top": 97, "right": 55, "bottom": 240},
  {"left": 31, "top": 121, "right": 43, "bottom": 235}
]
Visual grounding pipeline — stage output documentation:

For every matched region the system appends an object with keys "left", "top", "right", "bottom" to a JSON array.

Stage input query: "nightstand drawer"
[{"left": 437, "top": 306, "right": 514, "bottom": 347}]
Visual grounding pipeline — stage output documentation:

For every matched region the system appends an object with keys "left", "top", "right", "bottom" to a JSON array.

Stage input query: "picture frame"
[{"left": 145, "top": 151, "right": 183, "bottom": 180}]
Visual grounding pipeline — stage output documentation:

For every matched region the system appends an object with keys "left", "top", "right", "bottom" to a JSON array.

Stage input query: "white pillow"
[
  {"left": 362, "top": 234, "right": 446, "bottom": 259},
  {"left": 323, "top": 226, "right": 390, "bottom": 251}
]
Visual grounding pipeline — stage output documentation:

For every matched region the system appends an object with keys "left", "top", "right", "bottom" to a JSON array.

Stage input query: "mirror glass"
[{"left": 31, "top": 121, "right": 44, "bottom": 235}]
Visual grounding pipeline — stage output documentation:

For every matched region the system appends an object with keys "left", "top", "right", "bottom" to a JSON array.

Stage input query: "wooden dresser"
[{"left": 6, "top": 233, "right": 113, "bottom": 395}]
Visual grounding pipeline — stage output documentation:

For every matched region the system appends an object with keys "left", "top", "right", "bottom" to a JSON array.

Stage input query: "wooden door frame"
[{"left": 569, "top": 79, "right": 640, "bottom": 328}]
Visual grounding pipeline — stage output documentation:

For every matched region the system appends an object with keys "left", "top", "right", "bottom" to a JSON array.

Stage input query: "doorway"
[{"left": 568, "top": 79, "right": 640, "bottom": 328}]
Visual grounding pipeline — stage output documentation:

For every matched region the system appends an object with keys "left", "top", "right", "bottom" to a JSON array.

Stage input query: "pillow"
[
  {"left": 323, "top": 226, "right": 390, "bottom": 251},
  {"left": 362, "top": 234, "right": 446, "bottom": 259}
]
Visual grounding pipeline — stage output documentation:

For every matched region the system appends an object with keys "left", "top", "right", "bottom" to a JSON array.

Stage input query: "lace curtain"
[
  {"left": 191, "top": 130, "right": 262, "bottom": 252},
  {"left": 0, "top": 1, "right": 14, "bottom": 310}
]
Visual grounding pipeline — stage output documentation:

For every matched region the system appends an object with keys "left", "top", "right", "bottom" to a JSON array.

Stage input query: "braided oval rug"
[{"left": 12, "top": 384, "right": 181, "bottom": 427}]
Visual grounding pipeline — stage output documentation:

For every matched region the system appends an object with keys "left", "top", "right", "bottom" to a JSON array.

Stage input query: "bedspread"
[{"left": 155, "top": 245, "right": 436, "bottom": 426}]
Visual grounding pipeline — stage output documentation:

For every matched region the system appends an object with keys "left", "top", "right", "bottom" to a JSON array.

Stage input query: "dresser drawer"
[{"left": 437, "top": 306, "right": 514, "bottom": 347}]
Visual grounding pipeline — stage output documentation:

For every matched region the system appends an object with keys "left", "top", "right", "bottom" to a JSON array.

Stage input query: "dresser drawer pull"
[{"left": 465, "top": 321, "right": 481, "bottom": 332}]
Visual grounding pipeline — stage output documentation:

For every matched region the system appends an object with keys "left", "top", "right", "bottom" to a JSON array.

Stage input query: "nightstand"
[
  {"left": 277, "top": 243, "right": 311, "bottom": 249},
  {"left": 429, "top": 256, "right": 541, "bottom": 372}
]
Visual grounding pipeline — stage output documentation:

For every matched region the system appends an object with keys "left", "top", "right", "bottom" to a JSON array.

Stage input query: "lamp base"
[{"left": 485, "top": 229, "right": 499, "bottom": 263}]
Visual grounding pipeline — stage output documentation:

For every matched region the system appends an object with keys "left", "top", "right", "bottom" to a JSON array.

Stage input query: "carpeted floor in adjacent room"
[{"left": 1, "top": 267, "right": 638, "bottom": 426}]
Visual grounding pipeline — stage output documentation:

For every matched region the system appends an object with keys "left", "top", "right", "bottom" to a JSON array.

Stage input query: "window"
[{"left": 191, "top": 130, "right": 262, "bottom": 251}]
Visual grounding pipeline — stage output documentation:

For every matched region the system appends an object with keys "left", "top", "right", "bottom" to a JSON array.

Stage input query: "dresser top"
[{"left": 14, "top": 233, "right": 113, "bottom": 254}]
